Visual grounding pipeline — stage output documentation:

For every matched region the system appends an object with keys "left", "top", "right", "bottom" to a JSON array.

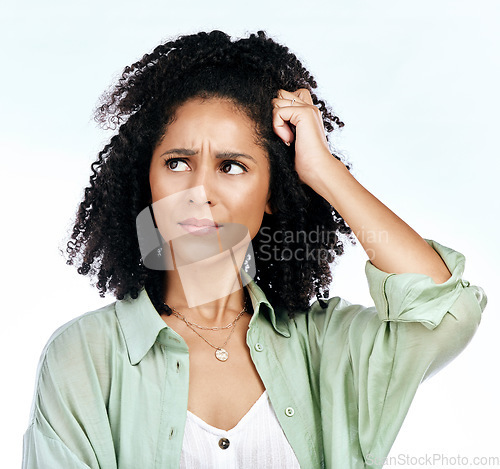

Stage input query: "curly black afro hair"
[{"left": 63, "top": 29, "right": 357, "bottom": 318}]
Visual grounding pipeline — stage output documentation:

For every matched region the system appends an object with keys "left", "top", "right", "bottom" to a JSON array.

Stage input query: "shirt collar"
[
  {"left": 115, "top": 274, "right": 290, "bottom": 366},
  {"left": 243, "top": 270, "right": 291, "bottom": 339}
]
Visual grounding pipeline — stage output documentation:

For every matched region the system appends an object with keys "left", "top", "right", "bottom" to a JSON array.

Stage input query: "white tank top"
[{"left": 180, "top": 390, "right": 301, "bottom": 468}]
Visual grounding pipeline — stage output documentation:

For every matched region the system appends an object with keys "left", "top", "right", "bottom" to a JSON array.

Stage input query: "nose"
[
  {"left": 186, "top": 163, "right": 216, "bottom": 207},
  {"left": 188, "top": 193, "right": 212, "bottom": 206}
]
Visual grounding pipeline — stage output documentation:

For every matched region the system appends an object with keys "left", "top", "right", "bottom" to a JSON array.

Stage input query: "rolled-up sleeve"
[
  {"left": 350, "top": 238, "right": 486, "bottom": 465},
  {"left": 305, "top": 238, "right": 487, "bottom": 468},
  {"left": 365, "top": 238, "right": 486, "bottom": 330}
]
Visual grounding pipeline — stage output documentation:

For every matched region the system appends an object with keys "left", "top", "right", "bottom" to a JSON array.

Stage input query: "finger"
[
  {"left": 273, "top": 104, "right": 327, "bottom": 145},
  {"left": 272, "top": 96, "right": 307, "bottom": 109},
  {"left": 276, "top": 92, "right": 306, "bottom": 107},
  {"left": 295, "top": 88, "right": 314, "bottom": 105},
  {"left": 272, "top": 106, "right": 296, "bottom": 145},
  {"left": 277, "top": 88, "right": 312, "bottom": 106}
]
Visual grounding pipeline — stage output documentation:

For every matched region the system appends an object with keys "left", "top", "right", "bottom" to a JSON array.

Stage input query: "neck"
[
  {"left": 163, "top": 263, "right": 250, "bottom": 328},
  {"left": 162, "top": 226, "right": 254, "bottom": 326}
]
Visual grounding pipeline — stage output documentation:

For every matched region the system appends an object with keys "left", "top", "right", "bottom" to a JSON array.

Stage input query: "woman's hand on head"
[{"left": 272, "top": 88, "right": 339, "bottom": 189}]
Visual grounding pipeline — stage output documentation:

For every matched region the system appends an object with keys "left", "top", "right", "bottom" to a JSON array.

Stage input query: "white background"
[{"left": 2, "top": 0, "right": 499, "bottom": 467}]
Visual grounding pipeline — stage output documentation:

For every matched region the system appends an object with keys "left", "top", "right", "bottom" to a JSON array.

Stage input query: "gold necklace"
[
  {"left": 164, "top": 304, "right": 247, "bottom": 362},
  {"left": 168, "top": 305, "right": 247, "bottom": 330}
]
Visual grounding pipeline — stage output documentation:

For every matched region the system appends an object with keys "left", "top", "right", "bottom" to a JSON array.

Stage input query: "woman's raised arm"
[{"left": 272, "top": 88, "right": 451, "bottom": 284}]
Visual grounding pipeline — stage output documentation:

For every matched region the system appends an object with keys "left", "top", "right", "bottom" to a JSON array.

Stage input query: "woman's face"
[{"left": 149, "top": 97, "right": 272, "bottom": 264}]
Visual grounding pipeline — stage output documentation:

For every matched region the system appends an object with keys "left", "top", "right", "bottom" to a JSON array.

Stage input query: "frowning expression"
[{"left": 149, "top": 97, "right": 272, "bottom": 263}]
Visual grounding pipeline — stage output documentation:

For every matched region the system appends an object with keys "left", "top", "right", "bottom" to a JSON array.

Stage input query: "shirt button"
[
  {"left": 218, "top": 437, "right": 230, "bottom": 449},
  {"left": 254, "top": 343, "right": 264, "bottom": 352},
  {"left": 285, "top": 407, "right": 295, "bottom": 417}
]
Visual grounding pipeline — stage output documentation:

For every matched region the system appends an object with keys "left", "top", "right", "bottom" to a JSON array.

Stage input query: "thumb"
[{"left": 273, "top": 108, "right": 295, "bottom": 145}]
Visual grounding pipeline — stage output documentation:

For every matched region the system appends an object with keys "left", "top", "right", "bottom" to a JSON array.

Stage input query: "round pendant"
[{"left": 215, "top": 348, "right": 229, "bottom": 361}]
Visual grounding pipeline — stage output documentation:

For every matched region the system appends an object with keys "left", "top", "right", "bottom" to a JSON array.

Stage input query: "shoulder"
[
  {"left": 46, "top": 301, "right": 119, "bottom": 348},
  {"left": 36, "top": 300, "right": 122, "bottom": 382},
  {"left": 290, "top": 295, "right": 377, "bottom": 346},
  {"left": 27, "top": 300, "right": 124, "bottom": 427}
]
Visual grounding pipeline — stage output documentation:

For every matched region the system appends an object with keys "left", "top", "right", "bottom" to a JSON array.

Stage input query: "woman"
[{"left": 22, "top": 30, "right": 487, "bottom": 469}]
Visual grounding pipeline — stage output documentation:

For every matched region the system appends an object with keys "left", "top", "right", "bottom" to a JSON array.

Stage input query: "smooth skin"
[{"left": 149, "top": 97, "right": 272, "bottom": 325}]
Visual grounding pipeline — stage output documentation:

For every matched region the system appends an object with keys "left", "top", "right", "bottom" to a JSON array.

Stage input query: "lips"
[
  {"left": 178, "top": 218, "right": 222, "bottom": 236},
  {"left": 179, "top": 217, "right": 221, "bottom": 228}
]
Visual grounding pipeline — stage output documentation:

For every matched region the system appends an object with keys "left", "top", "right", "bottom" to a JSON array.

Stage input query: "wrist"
[{"left": 303, "top": 156, "right": 350, "bottom": 202}]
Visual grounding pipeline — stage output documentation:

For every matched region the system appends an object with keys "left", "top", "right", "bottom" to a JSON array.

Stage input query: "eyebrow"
[{"left": 160, "top": 148, "right": 257, "bottom": 163}]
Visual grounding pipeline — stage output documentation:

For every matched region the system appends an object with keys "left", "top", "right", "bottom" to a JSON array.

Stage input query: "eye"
[
  {"left": 220, "top": 161, "right": 247, "bottom": 175},
  {"left": 163, "top": 158, "right": 190, "bottom": 172}
]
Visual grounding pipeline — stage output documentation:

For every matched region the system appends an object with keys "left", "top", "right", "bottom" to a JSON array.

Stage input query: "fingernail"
[{"left": 285, "top": 141, "right": 290, "bottom": 146}]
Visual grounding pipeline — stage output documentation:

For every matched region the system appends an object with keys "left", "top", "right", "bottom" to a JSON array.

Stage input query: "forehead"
[
  {"left": 173, "top": 97, "right": 254, "bottom": 127},
  {"left": 175, "top": 96, "right": 247, "bottom": 118},
  {"left": 157, "top": 97, "right": 265, "bottom": 156}
]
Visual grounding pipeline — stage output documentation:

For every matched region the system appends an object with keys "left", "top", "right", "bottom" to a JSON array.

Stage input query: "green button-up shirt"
[{"left": 22, "top": 239, "right": 487, "bottom": 468}]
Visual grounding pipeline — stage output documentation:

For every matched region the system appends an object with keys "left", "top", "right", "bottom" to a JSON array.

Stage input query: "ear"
[
  {"left": 263, "top": 179, "right": 272, "bottom": 214},
  {"left": 265, "top": 195, "right": 273, "bottom": 215}
]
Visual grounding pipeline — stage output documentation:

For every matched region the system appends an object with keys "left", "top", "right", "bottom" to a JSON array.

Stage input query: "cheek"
[
  {"left": 149, "top": 165, "right": 173, "bottom": 200},
  {"left": 230, "top": 179, "right": 268, "bottom": 210},
  {"left": 149, "top": 167, "right": 160, "bottom": 198},
  {"left": 229, "top": 185, "right": 268, "bottom": 234}
]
